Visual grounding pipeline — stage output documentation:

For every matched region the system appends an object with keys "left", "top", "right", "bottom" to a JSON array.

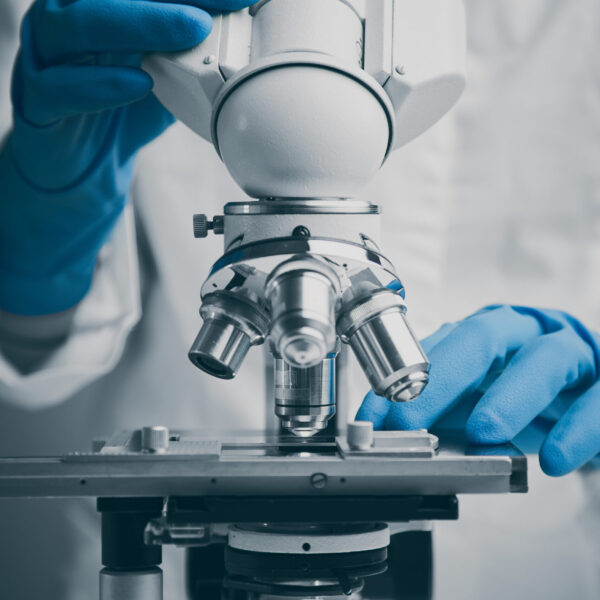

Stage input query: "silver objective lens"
[
  {"left": 189, "top": 291, "right": 270, "bottom": 379},
  {"left": 337, "top": 288, "right": 429, "bottom": 402},
  {"left": 266, "top": 259, "right": 339, "bottom": 369},
  {"left": 274, "top": 356, "right": 336, "bottom": 437}
]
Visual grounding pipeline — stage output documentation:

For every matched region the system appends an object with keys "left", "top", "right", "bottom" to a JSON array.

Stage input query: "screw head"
[
  {"left": 310, "top": 473, "right": 328, "bottom": 489},
  {"left": 203, "top": 55, "right": 216, "bottom": 65},
  {"left": 395, "top": 64, "right": 406, "bottom": 76},
  {"left": 292, "top": 225, "right": 311, "bottom": 238}
]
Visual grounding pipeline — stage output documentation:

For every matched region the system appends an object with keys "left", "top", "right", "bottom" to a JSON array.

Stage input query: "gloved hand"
[
  {"left": 357, "top": 305, "right": 600, "bottom": 476},
  {"left": 0, "top": 0, "right": 256, "bottom": 316}
]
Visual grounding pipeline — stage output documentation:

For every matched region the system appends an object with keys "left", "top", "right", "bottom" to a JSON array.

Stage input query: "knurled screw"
[{"left": 193, "top": 214, "right": 225, "bottom": 238}]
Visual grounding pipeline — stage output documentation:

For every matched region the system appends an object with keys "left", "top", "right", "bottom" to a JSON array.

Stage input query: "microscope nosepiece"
[
  {"left": 338, "top": 288, "right": 430, "bottom": 403},
  {"left": 189, "top": 292, "right": 269, "bottom": 379}
]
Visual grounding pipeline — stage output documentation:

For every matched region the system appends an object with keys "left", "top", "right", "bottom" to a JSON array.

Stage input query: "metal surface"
[
  {"left": 189, "top": 291, "right": 269, "bottom": 379},
  {"left": 0, "top": 430, "right": 527, "bottom": 498},
  {"left": 201, "top": 237, "right": 398, "bottom": 298},
  {"left": 100, "top": 568, "right": 162, "bottom": 600},
  {"left": 266, "top": 258, "right": 340, "bottom": 368},
  {"left": 224, "top": 200, "right": 381, "bottom": 215},
  {"left": 228, "top": 523, "right": 390, "bottom": 554},
  {"left": 338, "top": 287, "right": 429, "bottom": 402},
  {"left": 274, "top": 356, "right": 336, "bottom": 437}
]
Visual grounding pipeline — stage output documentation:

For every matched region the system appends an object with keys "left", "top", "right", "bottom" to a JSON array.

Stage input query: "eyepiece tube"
[
  {"left": 189, "top": 292, "right": 270, "bottom": 379},
  {"left": 337, "top": 288, "right": 429, "bottom": 402}
]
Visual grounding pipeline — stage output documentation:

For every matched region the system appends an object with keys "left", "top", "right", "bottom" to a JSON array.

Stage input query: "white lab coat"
[{"left": 0, "top": 1, "right": 599, "bottom": 599}]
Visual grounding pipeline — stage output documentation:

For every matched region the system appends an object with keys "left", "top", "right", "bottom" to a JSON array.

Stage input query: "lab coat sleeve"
[
  {"left": 0, "top": 205, "right": 142, "bottom": 410},
  {"left": 0, "top": 0, "right": 142, "bottom": 409}
]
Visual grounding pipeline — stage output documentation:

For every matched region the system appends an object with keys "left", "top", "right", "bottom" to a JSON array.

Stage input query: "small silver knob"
[
  {"left": 193, "top": 214, "right": 225, "bottom": 238},
  {"left": 193, "top": 214, "right": 209, "bottom": 238},
  {"left": 141, "top": 426, "right": 170, "bottom": 453},
  {"left": 347, "top": 421, "right": 374, "bottom": 451}
]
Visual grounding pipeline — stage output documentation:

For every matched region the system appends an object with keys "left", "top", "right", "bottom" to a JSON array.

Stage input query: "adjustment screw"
[
  {"left": 310, "top": 473, "right": 328, "bottom": 489},
  {"left": 194, "top": 214, "right": 224, "bottom": 238},
  {"left": 194, "top": 214, "right": 209, "bottom": 238},
  {"left": 141, "top": 426, "right": 170, "bottom": 454},
  {"left": 292, "top": 225, "right": 311, "bottom": 238}
]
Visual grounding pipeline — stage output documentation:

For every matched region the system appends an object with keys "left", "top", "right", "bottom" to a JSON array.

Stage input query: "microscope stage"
[{"left": 0, "top": 429, "right": 526, "bottom": 500}]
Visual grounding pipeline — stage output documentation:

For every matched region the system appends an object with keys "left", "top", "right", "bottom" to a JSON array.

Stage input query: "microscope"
[
  {"left": 0, "top": 2, "right": 528, "bottom": 599},
  {"left": 145, "top": 0, "right": 466, "bottom": 436}
]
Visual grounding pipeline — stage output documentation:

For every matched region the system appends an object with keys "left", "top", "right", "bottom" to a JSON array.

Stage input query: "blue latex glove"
[
  {"left": 0, "top": 0, "right": 256, "bottom": 316},
  {"left": 357, "top": 305, "right": 600, "bottom": 476}
]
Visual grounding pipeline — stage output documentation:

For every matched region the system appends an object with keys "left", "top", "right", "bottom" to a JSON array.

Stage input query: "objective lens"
[
  {"left": 274, "top": 356, "right": 336, "bottom": 437},
  {"left": 189, "top": 292, "right": 270, "bottom": 379},
  {"left": 337, "top": 287, "right": 429, "bottom": 402},
  {"left": 266, "top": 259, "right": 339, "bottom": 369}
]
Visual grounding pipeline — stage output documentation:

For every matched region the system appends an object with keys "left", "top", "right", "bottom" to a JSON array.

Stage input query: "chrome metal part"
[
  {"left": 338, "top": 286, "right": 429, "bottom": 402},
  {"left": 222, "top": 200, "right": 383, "bottom": 249},
  {"left": 338, "top": 430, "right": 439, "bottom": 459},
  {"left": 192, "top": 197, "right": 411, "bottom": 438},
  {"left": 100, "top": 568, "right": 162, "bottom": 600},
  {"left": 266, "top": 258, "right": 340, "bottom": 368},
  {"left": 201, "top": 237, "right": 398, "bottom": 298},
  {"left": 274, "top": 354, "right": 336, "bottom": 437},
  {"left": 224, "top": 199, "right": 381, "bottom": 215},
  {"left": 189, "top": 291, "right": 269, "bottom": 379}
]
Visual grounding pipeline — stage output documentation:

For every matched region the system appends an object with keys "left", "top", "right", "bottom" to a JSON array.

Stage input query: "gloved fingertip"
[
  {"left": 218, "top": 0, "right": 261, "bottom": 9},
  {"left": 383, "top": 402, "right": 430, "bottom": 431},
  {"left": 539, "top": 442, "right": 574, "bottom": 477},
  {"left": 355, "top": 391, "right": 389, "bottom": 430},
  {"left": 116, "top": 68, "right": 155, "bottom": 99},
  {"left": 465, "top": 410, "right": 512, "bottom": 445},
  {"left": 174, "top": 6, "right": 213, "bottom": 47}
]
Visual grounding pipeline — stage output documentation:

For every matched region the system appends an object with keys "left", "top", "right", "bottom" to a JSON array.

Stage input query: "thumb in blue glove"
[{"left": 357, "top": 305, "right": 600, "bottom": 477}]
